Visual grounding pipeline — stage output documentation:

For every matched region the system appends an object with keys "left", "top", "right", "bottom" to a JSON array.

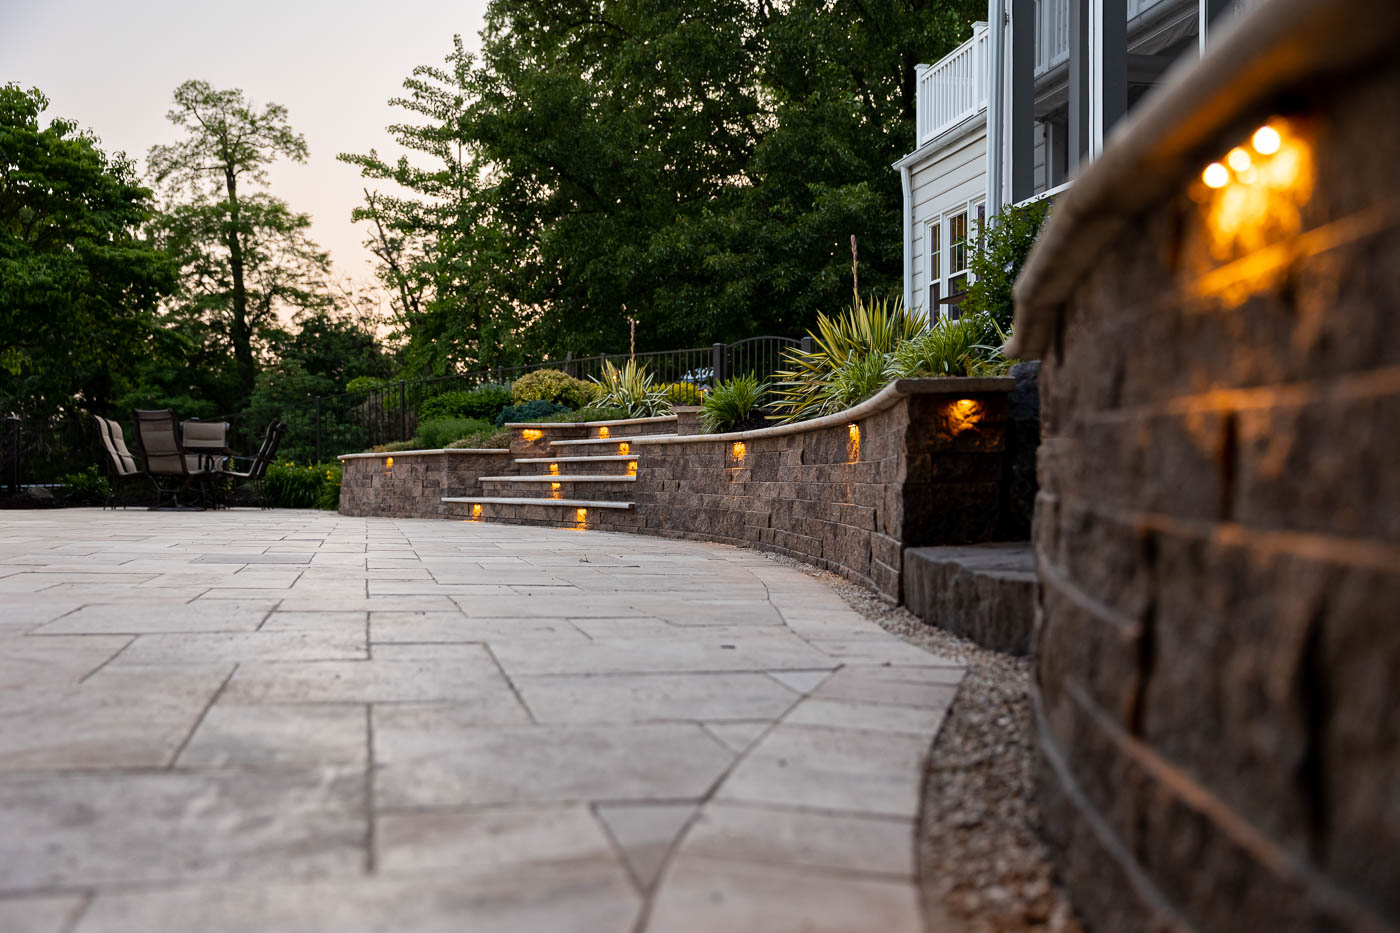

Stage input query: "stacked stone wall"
[{"left": 338, "top": 451, "right": 514, "bottom": 519}]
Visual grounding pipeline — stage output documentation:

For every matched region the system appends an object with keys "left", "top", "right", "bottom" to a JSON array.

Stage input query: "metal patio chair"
[
  {"left": 133, "top": 409, "right": 204, "bottom": 509},
  {"left": 222, "top": 420, "right": 286, "bottom": 509},
  {"left": 94, "top": 415, "right": 150, "bottom": 509},
  {"left": 181, "top": 419, "right": 231, "bottom": 508}
]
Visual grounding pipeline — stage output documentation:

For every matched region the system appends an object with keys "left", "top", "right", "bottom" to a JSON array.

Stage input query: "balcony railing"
[{"left": 915, "top": 21, "right": 989, "bottom": 146}]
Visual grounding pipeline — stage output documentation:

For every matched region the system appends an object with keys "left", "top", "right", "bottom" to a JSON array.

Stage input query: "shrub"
[
  {"left": 414, "top": 417, "right": 493, "bottom": 449},
  {"left": 826, "top": 350, "right": 893, "bottom": 411},
  {"left": 890, "top": 314, "right": 1005, "bottom": 378},
  {"left": 511, "top": 368, "right": 598, "bottom": 409},
  {"left": 372, "top": 440, "right": 419, "bottom": 453},
  {"left": 701, "top": 375, "right": 767, "bottom": 433},
  {"left": 60, "top": 465, "right": 111, "bottom": 505},
  {"left": 771, "top": 296, "right": 924, "bottom": 422},
  {"left": 495, "top": 399, "right": 569, "bottom": 426},
  {"left": 533, "top": 405, "right": 632, "bottom": 424},
  {"left": 663, "top": 382, "right": 704, "bottom": 406},
  {"left": 447, "top": 429, "right": 512, "bottom": 449},
  {"left": 962, "top": 200, "right": 1050, "bottom": 330},
  {"left": 418, "top": 384, "right": 512, "bottom": 423},
  {"left": 263, "top": 461, "right": 340, "bottom": 510},
  {"left": 591, "top": 360, "right": 671, "bottom": 417}
]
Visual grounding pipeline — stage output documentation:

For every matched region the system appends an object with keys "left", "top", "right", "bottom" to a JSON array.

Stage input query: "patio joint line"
[
  {"left": 165, "top": 663, "right": 238, "bottom": 768},
  {"left": 481, "top": 643, "right": 538, "bottom": 725},
  {"left": 364, "top": 703, "right": 377, "bottom": 874},
  {"left": 77, "top": 636, "right": 137, "bottom": 684}
]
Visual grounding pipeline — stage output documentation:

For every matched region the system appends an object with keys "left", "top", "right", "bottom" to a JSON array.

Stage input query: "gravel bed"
[{"left": 763, "top": 554, "right": 1082, "bottom": 933}]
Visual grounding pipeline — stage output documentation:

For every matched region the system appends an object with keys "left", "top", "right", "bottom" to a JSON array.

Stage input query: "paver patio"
[{"left": 0, "top": 509, "right": 963, "bottom": 932}]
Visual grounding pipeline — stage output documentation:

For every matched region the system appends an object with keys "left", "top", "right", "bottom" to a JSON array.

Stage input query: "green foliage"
[
  {"left": 414, "top": 417, "right": 493, "bottom": 450},
  {"left": 262, "top": 460, "right": 340, "bottom": 509},
  {"left": 1, "top": 84, "right": 175, "bottom": 425},
  {"left": 343, "top": 3, "right": 981, "bottom": 363},
  {"left": 531, "top": 406, "right": 632, "bottom": 424},
  {"left": 419, "top": 384, "right": 512, "bottom": 422},
  {"left": 663, "top": 382, "right": 705, "bottom": 407},
  {"left": 962, "top": 200, "right": 1050, "bottom": 330},
  {"left": 890, "top": 314, "right": 1003, "bottom": 378},
  {"left": 494, "top": 399, "right": 569, "bottom": 426},
  {"left": 345, "top": 375, "right": 388, "bottom": 394},
  {"left": 591, "top": 361, "right": 671, "bottom": 418},
  {"left": 510, "top": 369, "right": 597, "bottom": 409},
  {"left": 700, "top": 375, "right": 767, "bottom": 433},
  {"left": 771, "top": 296, "right": 925, "bottom": 422},
  {"left": 827, "top": 350, "right": 893, "bottom": 411},
  {"left": 60, "top": 465, "right": 112, "bottom": 505},
  {"left": 446, "top": 427, "right": 511, "bottom": 449}
]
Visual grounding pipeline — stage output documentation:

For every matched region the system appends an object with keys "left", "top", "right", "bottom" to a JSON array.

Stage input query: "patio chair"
[
  {"left": 133, "top": 409, "right": 203, "bottom": 509},
  {"left": 222, "top": 420, "right": 286, "bottom": 509},
  {"left": 181, "top": 420, "right": 231, "bottom": 508},
  {"left": 94, "top": 415, "right": 150, "bottom": 509}
]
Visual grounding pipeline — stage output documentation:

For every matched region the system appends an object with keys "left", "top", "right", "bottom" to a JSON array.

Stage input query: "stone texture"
[{"left": 903, "top": 542, "right": 1037, "bottom": 654}]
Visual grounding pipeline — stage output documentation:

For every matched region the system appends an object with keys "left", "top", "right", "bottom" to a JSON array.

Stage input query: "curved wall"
[{"left": 1010, "top": 1, "right": 1400, "bottom": 929}]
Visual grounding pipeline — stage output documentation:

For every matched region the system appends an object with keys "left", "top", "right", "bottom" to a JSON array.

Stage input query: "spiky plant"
[
  {"left": 700, "top": 374, "right": 768, "bottom": 433},
  {"left": 590, "top": 360, "right": 671, "bottom": 417},
  {"left": 890, "top": 312, "right": 1013, "bottom": 378},
  {"left": 770, "top": 296, "right": 926, "bottom": 422}
]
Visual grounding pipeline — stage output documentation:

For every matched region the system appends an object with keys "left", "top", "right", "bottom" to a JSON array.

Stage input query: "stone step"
[
  {"left": 505, "top": 415, "right": 676, "bottom": 440},
  {"left": 443, "top": 496, "right": 635, "bottom": 510},
  {"left": 513, "top": 455, "right": 638, "bottom": 476},
  {"left": 549, "top": 434, "right": 677, "bottom": 448},
  {"left": 514, "top": 455, "right": 637, "bottom": 463},
  {"left": 478, "top": 474, "right": 637, "bottom": 484},
  {"left": 903, "top": 542, "right": 1036, "bottom": 656}
]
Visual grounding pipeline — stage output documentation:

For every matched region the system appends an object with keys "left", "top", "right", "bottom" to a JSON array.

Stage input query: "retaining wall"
[{"left": 338, "top": 449, "right": 514, "bottom": 519}]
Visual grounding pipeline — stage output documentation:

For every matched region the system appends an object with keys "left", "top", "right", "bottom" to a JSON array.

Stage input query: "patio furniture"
[
  {"left": 180, "top": 420, "right": 230, "bottom": 473},
  {"left": 133, "top": 409, "right": 204, "bottom": 509},
  {"left": 94, "top": 415, "right": 150, "bottom": 509},
  {"left": 222, "top": 420, "right": 286, "bottom": 509}
]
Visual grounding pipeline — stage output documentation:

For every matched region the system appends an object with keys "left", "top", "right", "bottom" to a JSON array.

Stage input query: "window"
[
  {"left": 947, "top": 210, "right": 969, "bottom": 297},
  {"left": 925, "top": 221, "right": 941, "bottom": 314}
]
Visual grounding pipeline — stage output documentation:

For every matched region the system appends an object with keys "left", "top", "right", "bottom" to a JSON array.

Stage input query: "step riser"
[
  {"left": 516, "top": 461, "right": 637, "bottom": 476},
  {"left": 449, "top": 502, "right": 644, "bottom": 529},
  {"left": 479, "top": 481, "right": 637, "bottom": 498}
]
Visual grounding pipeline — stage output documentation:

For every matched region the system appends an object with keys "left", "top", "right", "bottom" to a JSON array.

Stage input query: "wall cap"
[{"left": 337, "top": 448, "right": 508, "bottom": 461}]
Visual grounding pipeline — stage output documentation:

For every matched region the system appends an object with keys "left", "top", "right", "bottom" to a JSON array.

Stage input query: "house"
[{"left": 894, "top": 0, "right": 1250, "bottom": 318}]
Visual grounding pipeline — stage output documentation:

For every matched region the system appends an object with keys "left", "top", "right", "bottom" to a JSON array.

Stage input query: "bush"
[
  {"left": 414, "top": 417, "right": 494, "bottom": 449},
  {"left": 495, "top": 399, "right": 569, "bottom": 426},
  {"left": 263, "top": 460, "right": 341, "bottom": 510},
  {"left": 511, "top": 369, "right": 598, "bottom": 409},
  {"left": 591, "top": 360, "right": 671, "bottom": 417},
  {"left": 962, "top": 200, "right": 1050, "bottom": 330},
  {"left": 663, "top": 382, "right": 704, "bottom": 406},
  {"left": 418, "top": 384, "right": 512, "bottom": 423},
  {"left": 890, "top": 314, "right": 1006, "bottom": 378},
  {"left": 60, "top": 465, "right": 111, "bottom": 505},
  {"left": 532, "top": 405, "right": 632, "bottom": 424},
  {"left": 700, "top": 375, "right": 767, "bottom": 433},
  {"left": 447, "top": 429, "right": 512, "bottom": 449},
  {"left": 771, "top": 296, "right": 924, "bottom": 422}
]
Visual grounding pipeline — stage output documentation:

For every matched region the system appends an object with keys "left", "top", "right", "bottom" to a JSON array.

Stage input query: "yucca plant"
[
  {"left": 700, "top": 374, "right": 768, "bottom": 433},
  {"left": 890, "top": 313, "right": 1011, "bottom": 378},
  {"left": 591, "top": 359, "right": 672, "bottom": 417},
  {"left": 771, "top": 296, "right": 926, "bottom": 422}
]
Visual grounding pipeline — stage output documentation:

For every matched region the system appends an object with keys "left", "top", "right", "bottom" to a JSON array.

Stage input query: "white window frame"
[{"left": 924, "top": 218, "right": 942, "bottom": 319}]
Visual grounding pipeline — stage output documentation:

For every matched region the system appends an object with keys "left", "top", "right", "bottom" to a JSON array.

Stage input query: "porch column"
[
  {"left": 1067, "top": 0, "right": 1090, "bottom": 171},
  {"left": 1089, "top": 0, "right": 1127, "bottom": 157},
  {"left": 1010, "top": 0, "right": 1035, "bottom": 202},
  {"left": 1199, "top": 0, "right": 1232, "bottom": 51},
  {"left": 987, "top": 0, "right": 1008, "bottom": 218}
]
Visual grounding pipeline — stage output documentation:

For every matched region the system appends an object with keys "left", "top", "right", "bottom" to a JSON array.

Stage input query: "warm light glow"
[
  {"left": 945, "top": 398, "right": 983, "bottom": 435},
  {"left": 1226, "top": 147, "right": 1251, "bottom": 173},
  {"left": 575, "top": 507, "right": 587, "bottom": 527},
  {"left": 627, "top": 461, "right": 639, "bottom": 476},
  {"left": 548, "top": 462, "right": 559, "bottom": 475},
  {"left": 598, "top": 426, "right": 610, "bottom": 439},
  {"left": 1198, "top": 119, "right": 1315, "bottom": 271},
  {"left": 385, "top": 457, "right": 394, "bottom": 469},
  {"left": 846, "top": 423, "right": 861, "bottom": 461},
  {"left": 1252, "top": 124, "right": 1281, "bottom": 155},
  {"left": 618, "top": 442, "right": 630, "bottom": 456},
  {"left": 471, "top": 504, "right": 482, "bottom": 519},
  {"left": 550, "top": 482, "right": 562, "bottom": 499},
  {"left": 1202, "top": 162, "right": 1229, "bottom": 188},
  {"left": 731, "top": 441, "right": 746, "bottom": 461},
  {"left": 521, "top": 429, "right": 543, "bottom": 441}
]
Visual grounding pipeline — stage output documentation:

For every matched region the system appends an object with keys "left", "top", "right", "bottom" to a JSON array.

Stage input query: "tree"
[
  {"left": 0, "top": 84, "right": 174, "bottom": 417},
  {"left": 148, "top": 80, "right": 320, "bottom": 403}
]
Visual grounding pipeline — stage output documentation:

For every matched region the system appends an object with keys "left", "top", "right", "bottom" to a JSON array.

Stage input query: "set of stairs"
[{"left": 441, "top": 416, "right": 677, "bottom": 526}]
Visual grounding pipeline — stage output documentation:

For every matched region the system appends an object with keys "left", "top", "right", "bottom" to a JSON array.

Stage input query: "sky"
[{"left": 1, "top": 0, "right": 491, "bottom": 297}]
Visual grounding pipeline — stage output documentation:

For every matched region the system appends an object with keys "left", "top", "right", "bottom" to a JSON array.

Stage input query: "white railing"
[{"left": 916, "top": 21, "right": 989, "bottom": 146}]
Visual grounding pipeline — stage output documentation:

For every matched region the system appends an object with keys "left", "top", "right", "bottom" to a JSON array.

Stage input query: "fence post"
[
  {"left": 563, "top": 351, "right": 573, "bottom": 378},
  {"left": 800, "top": 336, "right": 814, "bottom": 354},
  {"left": 599, "top": 351, "right": 607, "bottom": 375},
  {"left": 314, "top": 397, "right": 322, "bottom": 464},
  {"left": 398, "top": 381, "right": 407, "bottom": 442},
  {"left": 712, "top": 343, "right": 726, "bottom": 384},
  {"left": 5, "top": 416, "right": 18, "bottom": 494}
]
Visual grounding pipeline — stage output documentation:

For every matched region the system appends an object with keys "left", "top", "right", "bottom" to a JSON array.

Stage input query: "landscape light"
[
  {"left": 1226, "top": 147, "right": 1252, "bottom": 173},
  {"left": 598, "top": 426, "right": 610, "bottom": 439},
  {"left": 628, "top": 461, "right": 638, "bottom": 476},
  {"left": 521, "top": 429, "right": 543, "bottom": 441},
  {"left": 847, "top": 423, "right": 861, "bottom": 460},
  {"left": 731, "top": 441, "right": 746, "bottom": 461},
  {"left": 471, "top": 504, "right": 482, "bottom": 519},
  {"left": 618, "top": 442, "right": 630, "bottom": 455},
  {"left": 1252, "top": 124, "right": 1281, "bottom": 155},
  {"left": 385, "top": 457, "right": 394, "bottom": 469},
  {"left": 1202, "top": 162, "right": 1229, "bottom": 188},
  {"left": 549, "top": 462, "right": 559, "bottom": 475}
]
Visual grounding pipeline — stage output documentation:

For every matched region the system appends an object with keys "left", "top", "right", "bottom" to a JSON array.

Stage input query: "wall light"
[
  {"left": 575, "top": 507, "right": 588, "bottom": 528},
  {"left": 1252, "top": 124, "right": 1281, "bottom": 155},
  {"left": 618, "top": 442, "right": 630, "bottom": 456},
  {"left": 847, "top": 423, "right": 861, "bottom": 461},
  {"left": 550, "top": 482, "right": 562, "bottom": 499},
  {"left": 1202, "top": 162, "right": 1229, "bottom": 189},
  {"left": 471, "top": 503, "right": 483, "bottom": 519},
  {"left": 521, "top": 429, "right": 543, "bottom": 441},
  {"left": 385, "top": 456, "right": 394, "bottom": 470},
  {"left": 1226, "top": 146, "right": 1252, "bottom": 173},
  {"left": 946, "top": 398, "right": 983, "bottom": 434},
  {"left": 598, "top": 426, "right": 610, "bottom": 439},
  {"left": 548, "top": 462, "right": 559, "bottom": 476},
  {"left": 731, "top": 441, "right": 746, "bottom": 461},
  {"left": 627, "top": 460, "right": 639, "bottom": 476},
  {"left": 1196, "top": 118, "right": 1314, "bottom": 270}
]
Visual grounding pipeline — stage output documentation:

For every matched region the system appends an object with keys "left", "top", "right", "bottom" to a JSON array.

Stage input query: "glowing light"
[
  {"left": 575, "top": 507, "right": 588, "bottom": 527},
  {"left": 521, "top": 429, "right": 543, "bottom": 441},
  {"left": 731, "top": 441, "right": 746, "bottom": 461},
  {"left": 1252, "top": 124, "right": 1281, "bottom": 155},
  {"left": 550, "top": 482, "right": 562, "bottom": 499},
  {"left": 945, "top": 398, "right": 983, "bottom": 435},
  {"left": 548, "top": 462, "right": 559, "bottom": 475},
  {"left": 846, "top": 423, "right": 861, "bottom": 461},
  {"left": 385, "top": 457, "right": 394, "bottom": 469},
  {"left": 627, "top": 460, "right": 639, "bottom": 476},
  {"left": 1226, "top": 147, "right": 1252, "bottom": 173},
  {"left": 1202, "top": 162, "right": 1229, "bottom": 189},
  {"left": 618, "top": 442, "right": 630, "bottom": 456},
  {"left": 598, "top": 426, "right": 610, "bottom": 439},
  {"left": 471, "top": 504, "right": 482, "bottom": 519}
]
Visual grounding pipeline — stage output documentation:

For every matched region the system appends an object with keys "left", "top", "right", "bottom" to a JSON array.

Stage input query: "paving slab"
[{"left": 0, "top": 509, "right": 964, "bottom": 931}]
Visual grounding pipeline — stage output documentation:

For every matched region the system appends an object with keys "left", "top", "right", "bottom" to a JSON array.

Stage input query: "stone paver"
[{"left": 0, "top": 509, "right": 963, "bottom": 932}]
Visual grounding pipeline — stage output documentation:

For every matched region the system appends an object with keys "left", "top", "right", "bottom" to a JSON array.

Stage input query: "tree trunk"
[{"left": 224, "top": 167, "right": 255, "bottom": 401}]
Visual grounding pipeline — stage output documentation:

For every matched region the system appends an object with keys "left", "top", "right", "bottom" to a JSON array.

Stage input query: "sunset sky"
[{"left": 1, "top": 0, "right": 491, "bottom": 300}]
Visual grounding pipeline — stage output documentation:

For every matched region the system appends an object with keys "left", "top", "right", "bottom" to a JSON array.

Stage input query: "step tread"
[
  {"left": 549, "top": 434, "right": 677, "bottom": 447},
  {"left": 444, "top": 496, "right": 634, "bottom": 510},
  {"left": 515, "top": 455, "right": 637, "bottom": 463},
  {"left": 479, "top": 474, "right": 636, "bottom": 483}
]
